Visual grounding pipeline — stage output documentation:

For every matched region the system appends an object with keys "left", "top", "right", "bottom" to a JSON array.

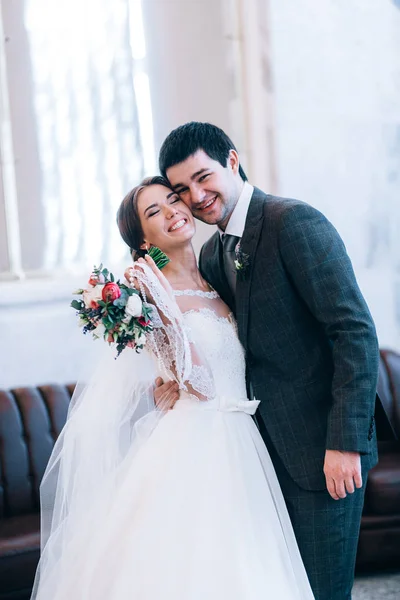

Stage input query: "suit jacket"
[{"left": 199, "top": 187, "right": 380, "bottom": 490}]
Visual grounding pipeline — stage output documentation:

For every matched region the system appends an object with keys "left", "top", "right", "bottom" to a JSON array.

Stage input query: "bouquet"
[
  {"left": 71, "top": 264, "right": 154, "bottom": 358},
  {"left": 71, "top": 248, "right": 170, "bottom": 357}
]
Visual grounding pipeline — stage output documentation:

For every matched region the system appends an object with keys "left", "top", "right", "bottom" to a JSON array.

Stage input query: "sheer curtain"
[{"left": 1, "top": 0, "right": 152, "bottom": 277}]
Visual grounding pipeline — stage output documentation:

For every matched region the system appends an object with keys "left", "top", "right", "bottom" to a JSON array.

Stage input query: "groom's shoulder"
[{"left": 254, "top": 188, "right": 321, "bottom": 222}]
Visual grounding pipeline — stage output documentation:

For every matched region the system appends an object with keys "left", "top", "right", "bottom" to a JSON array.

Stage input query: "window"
[{"left": 0, "top": 0, "right": 154, "bottom": 278}]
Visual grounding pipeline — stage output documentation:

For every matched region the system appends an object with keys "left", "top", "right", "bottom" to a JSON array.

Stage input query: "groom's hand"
[
  {"left": 154, "top": 377, "right": 180, "bottom": 410},
  {"left": 323, "top": 450, "right": 362, "bottom": 500}
]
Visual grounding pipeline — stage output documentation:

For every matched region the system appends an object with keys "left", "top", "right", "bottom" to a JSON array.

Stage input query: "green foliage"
[
  {"left": 148, "top": 246, "right": 170, "bottom": 270},
  {"left": 113, "top": 289, "right": 129, "bottom": 308},
  {"left": 142, "top": 304, "right": 153, "bottom": 320},
  {"left": 71, "top": 299, "right": 83, "bottom": 310}
]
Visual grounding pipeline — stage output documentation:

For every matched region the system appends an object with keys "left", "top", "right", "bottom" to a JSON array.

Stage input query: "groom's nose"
[{"left": 190, "top": 184, "right": 206, "bottom": 205}]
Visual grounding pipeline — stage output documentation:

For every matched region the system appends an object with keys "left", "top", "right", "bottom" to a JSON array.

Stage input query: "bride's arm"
[{"left": 127, "top": 256, "right": 214, "bottom": 406}]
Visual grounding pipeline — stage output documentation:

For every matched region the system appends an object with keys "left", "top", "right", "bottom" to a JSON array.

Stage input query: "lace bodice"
[
  {"left": 183, "top": 307, "right": 245, "bottom": 394},
  {"left": 173, "top": 289, "right": 219, "bottom": 299},
  {"left": 174, "top": 306, "right": 258, "bottom": 414}
]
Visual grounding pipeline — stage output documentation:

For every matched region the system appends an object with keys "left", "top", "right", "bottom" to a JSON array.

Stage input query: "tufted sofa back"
[
  {"left": 0, "top": 385, "right": 74, "bottom": 518},
  {"left": 378, "top": 349, "right": 400, "bottom": 438},
  {"left": 0, "top": 349, "right": 399, "bottom": 521}
]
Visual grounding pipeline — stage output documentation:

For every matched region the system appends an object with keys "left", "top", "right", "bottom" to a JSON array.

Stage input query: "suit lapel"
[
  {"left": 206, "top": 234, "right": 235, "bottom": 311},
  {"left": 236, "top": 188, "right": 265, "bottom": 350}
]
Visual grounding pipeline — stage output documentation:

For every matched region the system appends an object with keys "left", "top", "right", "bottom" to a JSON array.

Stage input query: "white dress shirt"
[{"left": 218, "top": 181, "right": 254, "bottom": 239}]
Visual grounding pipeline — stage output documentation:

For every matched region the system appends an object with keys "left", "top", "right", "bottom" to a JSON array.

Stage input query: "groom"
[{"left": 155, "top": 122, "right": 380, "bottom": 599}]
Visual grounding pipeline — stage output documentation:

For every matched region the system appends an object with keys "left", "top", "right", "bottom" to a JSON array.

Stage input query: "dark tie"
[{"left": 222, "top": 234, "right": 240, "bottom": 296}]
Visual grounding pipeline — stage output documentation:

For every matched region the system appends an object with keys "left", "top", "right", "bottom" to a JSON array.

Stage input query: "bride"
[{"left": 31, "top": 176, "right": 314, "bottom": 599}]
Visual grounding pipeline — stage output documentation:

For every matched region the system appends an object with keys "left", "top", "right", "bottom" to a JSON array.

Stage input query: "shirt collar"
[{"left": 218, "top": 181, "right": 254, "bottom": 239}]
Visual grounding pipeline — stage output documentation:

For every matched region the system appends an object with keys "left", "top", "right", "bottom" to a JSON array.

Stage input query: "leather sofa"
[
  {"left": 356, "top": 349, "right": 400, "bottom": 571},
  {"left": 0, "top": 354, "right": 399, "bottom": 599},
  {"left": 0, "top": 384, "right": 74, "bottom": 600}
]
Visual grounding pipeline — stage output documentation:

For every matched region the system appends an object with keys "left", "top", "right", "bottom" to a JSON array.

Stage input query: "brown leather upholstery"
[
  {"left": 0, "top": 385, "right": 72, "bottom": 600},
  {"left": 357, "top": 350, "right": 400, "bottom": 571},
  {"left": 0, "top": 355, "right": 399, "bottom": 598},
  {"left": 380, "top": 350, "right": 400, "bottom": 432}
]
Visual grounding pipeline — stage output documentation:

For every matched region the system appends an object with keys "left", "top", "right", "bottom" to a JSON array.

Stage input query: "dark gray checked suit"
[{"left": 199, "top": 188, "right": 380, "bottom": 600}]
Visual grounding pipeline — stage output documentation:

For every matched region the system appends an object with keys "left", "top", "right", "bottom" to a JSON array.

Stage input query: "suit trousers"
[{"left": 257, "top": 417, "right": 367, "bottom": 600}]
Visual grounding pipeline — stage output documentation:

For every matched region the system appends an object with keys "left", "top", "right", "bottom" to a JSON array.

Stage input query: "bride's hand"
[
  {"left": 139, "top": 255, "right": 175, "bottom": 301},
  {"left": 125, "top": 256, "right": 174, "bottom": 303}
]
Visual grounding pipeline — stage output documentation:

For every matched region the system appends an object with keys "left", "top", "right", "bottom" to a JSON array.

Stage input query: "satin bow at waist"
[
  {"left": 175, "top": 393, "right": 260, "bottom": 415},
  {"left": 218, "top": 395, "right": 260, "bottom": 415}
]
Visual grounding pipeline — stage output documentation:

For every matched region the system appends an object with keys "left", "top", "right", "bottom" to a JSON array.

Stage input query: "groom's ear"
[{"left": 227, "top": 150, "right": 240, "bottom": 175}]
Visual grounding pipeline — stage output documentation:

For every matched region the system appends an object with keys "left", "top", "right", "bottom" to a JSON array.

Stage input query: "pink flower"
[
  {"left": 88, "top": 272, "right": 106, "bottom": 287},
  {"left": 102, "top": 283, "right": 121, "bottom": 303},
  {"left": 138, "top": 316, "right": 151, "bottom": 327},
  {"left": 88, "top": 274, "right": 99, "bottom": 287}
]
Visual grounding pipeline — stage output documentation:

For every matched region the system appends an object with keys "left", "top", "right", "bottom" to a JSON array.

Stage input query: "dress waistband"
[{"left": 174, "top": 393, "right": 260, "bottom": 415}]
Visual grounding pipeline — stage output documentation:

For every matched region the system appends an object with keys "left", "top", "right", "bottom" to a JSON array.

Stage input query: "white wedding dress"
[{"left": 31, "top": 278, "right": 314, "bottom": 599}]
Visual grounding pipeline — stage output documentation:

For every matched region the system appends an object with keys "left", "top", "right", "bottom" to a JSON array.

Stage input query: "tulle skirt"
[{"left": 34, "top": 403, "right": 314, "bottom": 599}]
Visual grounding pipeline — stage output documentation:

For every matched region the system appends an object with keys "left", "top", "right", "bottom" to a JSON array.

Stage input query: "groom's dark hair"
[{"left": 159, "top": 122, "right": 248, "bottom": 182}]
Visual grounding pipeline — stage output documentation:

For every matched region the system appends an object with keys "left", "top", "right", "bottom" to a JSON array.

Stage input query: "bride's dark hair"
[{"left": 117, "top": 175, "right": 173, "bottom": 261}]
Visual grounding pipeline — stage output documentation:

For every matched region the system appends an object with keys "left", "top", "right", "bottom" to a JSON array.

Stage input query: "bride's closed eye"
[{"left": 147, "top": 197, "right": 181, "bottom": 218}]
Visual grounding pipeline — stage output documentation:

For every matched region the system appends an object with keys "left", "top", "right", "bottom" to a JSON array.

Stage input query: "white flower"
[
  {"left": 82, "top": 285, "right": 104, "bottom": 308},
  {"left": 135, "top": 332, "right": 147, "bottom": 346},
  {"left": 93, "top": 322, "right": 106, "bottom": 338},
  {"left": 125, "top": 294, "right": 143, "bottom": 318}
]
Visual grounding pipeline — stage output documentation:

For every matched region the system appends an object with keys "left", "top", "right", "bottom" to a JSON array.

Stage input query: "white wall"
[
  {"left": 0, "top": 277, "right": 90, "bottom": 388},
  {"left": 0, "top": 161, "right": 10, "bottom": 272},
  {"left": 141, "top": 0, "right": 233, "bottom": 254},
  {"left": 267, "top": 0, "right": 400, "bottom": 349}
]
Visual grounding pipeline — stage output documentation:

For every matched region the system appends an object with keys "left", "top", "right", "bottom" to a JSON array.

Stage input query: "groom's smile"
[{"left": 195, "top": 194, "right": 218, "bottom": 213}]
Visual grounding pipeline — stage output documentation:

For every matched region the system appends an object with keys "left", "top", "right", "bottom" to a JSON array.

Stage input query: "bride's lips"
[
  {"left": 167, "top": 217, "right": 189, "bottom": 233},
  {"left": 195, "top": 195, "right": 218, "bottom": 213}
]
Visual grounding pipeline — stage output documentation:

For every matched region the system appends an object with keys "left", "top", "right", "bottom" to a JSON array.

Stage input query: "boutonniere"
[{"left": 234, "top": 241, "right": 250, "bottom": 279}]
